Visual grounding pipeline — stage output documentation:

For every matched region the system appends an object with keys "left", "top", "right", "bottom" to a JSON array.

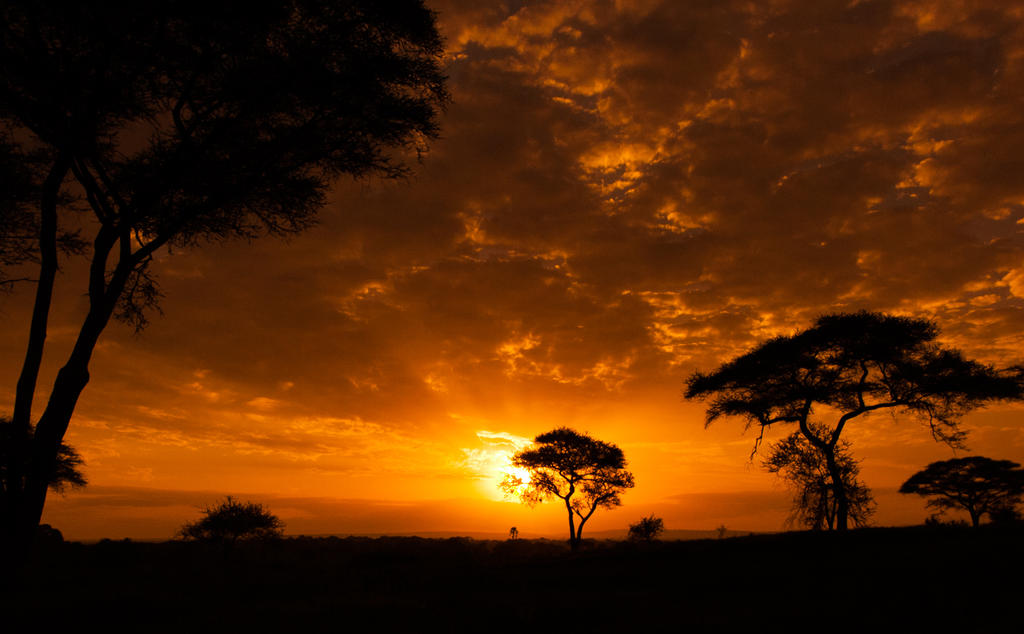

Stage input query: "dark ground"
[{"left": 4, "top": 524, "right": 1021, "bottom": 632}]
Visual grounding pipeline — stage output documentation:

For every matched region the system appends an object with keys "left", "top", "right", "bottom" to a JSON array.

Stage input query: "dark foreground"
[{"left": 4, "top": 525, "right": 1022, "bottom": 632}]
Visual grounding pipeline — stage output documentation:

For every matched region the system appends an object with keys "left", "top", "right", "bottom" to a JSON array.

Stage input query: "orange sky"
[{"left": 5, "top": 0, "right": 1024, "bottom": 540}]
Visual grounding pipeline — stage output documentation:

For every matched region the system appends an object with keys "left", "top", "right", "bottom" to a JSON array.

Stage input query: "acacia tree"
[
  {"left": 685, "top": 311, "right": 1023, "bottom": 531},
  {"left": 899, "top": 456, "right": 1024, "bottom": 527},
  {"left": 0, "top": 0, "right": 447, "bottom": 557},
  {"left": 763, "top": 426, "right": 875, "bottom": 530},
  {"left": 500, "top": 427, "right": 635, "bottom": 550}
]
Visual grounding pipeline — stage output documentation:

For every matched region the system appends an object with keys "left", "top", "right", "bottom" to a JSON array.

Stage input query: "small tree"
[
  {"left": 627, "top": 515, "right": 664, "bottom": 542},
  {"left": 500, "top": 427, "right": 634, "bottom": 551},
  {"left": 763, "top": 426, "right": 875, "bottom": 530},
  {"left": 899, "top": 457, "right": 1024, "bottom": 527},
  {"left": 685, "top": 311, "right": 1023, "bottom": 530},
  {"left": 178, "top": 497, "right": 284, "bottom": 544}
]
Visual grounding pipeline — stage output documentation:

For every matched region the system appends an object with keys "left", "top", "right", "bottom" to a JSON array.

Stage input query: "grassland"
[{"left": 4, "top": 524, "right": 1021, "bottom": 632}]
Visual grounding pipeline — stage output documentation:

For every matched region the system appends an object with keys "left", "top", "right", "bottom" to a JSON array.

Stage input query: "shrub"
[
  {"left": 628, "top": 515, "right": 664, "bottom": 541},
  {"left": 178, "top": 496, "right": 284, "bottom": 543}
]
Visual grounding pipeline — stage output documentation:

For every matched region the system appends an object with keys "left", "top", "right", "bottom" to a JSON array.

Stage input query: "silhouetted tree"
[
  {"left": 508, "top": 526, "right": 519, "bottom": 540},
  {"left": 0, "top": 0, "right": 447, "bottom": 557},
  {"left": 178, "top": 496, "right": 284, "bottom": 544},
  {"left": 988, "top": 506, "right": 1022, "bottom": 525},
  {"left": 0, "top": 417, "right": 86, "bottom": 495},
  {"left": 500, "top": 427, "right": 634, "bottom": 551},
  {"left": 763, "top": 425, "right": 874, "bottom": 530},
  {"left": 899, "top": 456, "right": 1024, "bottom": 527},
  {"left": 627, "top": 515, "right": 664, "bottom": 541},
  {"left": 685, "top": 311, "right": 1023, "bottom": 530}
]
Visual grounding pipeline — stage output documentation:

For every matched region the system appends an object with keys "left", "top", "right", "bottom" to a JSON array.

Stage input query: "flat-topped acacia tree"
[
  {"left": 0, "top": 0, "right": 448, "bottom": 557},
  {"left": 501, "top": 427, "right": 635, "bottom": 550},
  {"left": 900, "top": 456, "right": 1024, "bottom": 527},
  {"left": 685, "top": 311, "right": 1023, "bottom": 531}
]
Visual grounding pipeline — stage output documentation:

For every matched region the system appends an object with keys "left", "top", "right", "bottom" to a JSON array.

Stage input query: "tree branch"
[
  {"left": 831, "top": 400, "right": 909, "bottom": 448},
  {"left": 70, "top": 159, "right": 113, "bottom": 224}
]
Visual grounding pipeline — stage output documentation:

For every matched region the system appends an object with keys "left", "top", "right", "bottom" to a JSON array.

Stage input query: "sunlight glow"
[{"left": 461, "top": 430, "right": 533, "bottom": 502}]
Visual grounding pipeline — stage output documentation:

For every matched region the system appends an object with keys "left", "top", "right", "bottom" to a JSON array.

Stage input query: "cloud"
[
  {"left": 7, "top": 0, "right": 1024, "bottom": 538},
  {"left": 475, "top": 430, "right": 532, "bottom": 448}
]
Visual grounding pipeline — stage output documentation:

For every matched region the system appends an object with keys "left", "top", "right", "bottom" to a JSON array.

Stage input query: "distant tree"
[
  {"left": 763, "top": 426, "right": 875, "bottom": 530},
  {"left": 899, "top": 456, "right": 1024, "bottom": 527},
  {"left": 508, "top": 526, "right": 519, "bottom": 540},
  {"left": 178, "top": 497, "right": 284, "bottom": 544},
  {"left": 685, "top": 311, "right": 1023, "bottom": 530},
  {"left": 500, "top": 427, "right": 635, "bottom": 551},
  {"left": 0, "top": 417, "right": 85, "bottom": 495},
  {"left": 716, "top": 524, "right": 727, "bottom": 539},
  {"left": 988, "top": 506, "right": 1022, "bottom": 525},
  {"left": 627, "top": 515, "right": 664, "bottom": 542},
  {"left": 0, "top": 0, "right": 448, "bottom": 556}
]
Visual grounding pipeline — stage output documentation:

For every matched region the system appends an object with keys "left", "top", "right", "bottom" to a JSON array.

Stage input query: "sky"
[{"left": 4, "top": 0, "right": 1024, "bottom": 540}]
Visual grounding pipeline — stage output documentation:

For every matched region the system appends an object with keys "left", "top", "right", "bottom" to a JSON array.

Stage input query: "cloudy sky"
[{"left": 5, "top": 0, "right": 1024, "bottom": 539}]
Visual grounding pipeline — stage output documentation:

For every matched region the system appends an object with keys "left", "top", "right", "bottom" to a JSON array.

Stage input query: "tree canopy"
[
  {"left": 685, "top": 311, "right": 1023, "bottom": 530},
  {"left": 899, "top": 456, "right": 1024, "bottom": 527},
  {"left": 500, "top": 427, "right": 634, "bottom": 550},
  {"left": 0, "top": 0, "right": 448, "bottom": 556},
  {"left": 178, "top": 496, "right": 284, "bottom": 543}
]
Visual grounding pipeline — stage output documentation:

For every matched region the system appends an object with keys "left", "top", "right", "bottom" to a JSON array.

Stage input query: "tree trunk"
[
  {"left": 574, "top": 518, "right": 586, "bottom": 544},
  {"left": 824, "top": 450, "right": 849, "bottom": 531},
  {"left": 1, "top": 159, "right": 70, "bottom": 566},
  {"left": 572, "top": 502, "right": 599, "bottom": 548},
  {"left": 11, "top": 159, "right": 68, "bottom": 429},
  {"left": 796, "top": 418, "right": 848, "bottom": 531},
  {"left": 565, "top": 498, "right": 578, "bottom": 551},
  {"left": 5, "top": 285, "right": 120, "bottom": 561}
]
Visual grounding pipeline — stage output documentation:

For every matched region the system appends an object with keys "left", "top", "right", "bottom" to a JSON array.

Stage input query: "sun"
[
  {"left": 500, "top": 463, "right": 532, "bottom": 491},
  {"left": 463, "top": 432, "right": 534, "bottom": 502},
  {"left": 476, "top": 451, "right": 531, "bottom": 502}
]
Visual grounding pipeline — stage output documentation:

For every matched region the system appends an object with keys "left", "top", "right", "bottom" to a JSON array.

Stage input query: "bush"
[
  {"left": 628, "top": 515, "right": 664, "bottom": 541},
  {"left": 178, "top": 496, "right": 284, "bottom": 543}
]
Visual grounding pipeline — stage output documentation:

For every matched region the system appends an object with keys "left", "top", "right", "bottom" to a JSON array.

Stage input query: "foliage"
[
  {"left": 899, "top": 456, "right": 1024, "bottom": 527},
  {"left": 500, "top": 427, "right": 634, "bottom": 549},
  {"left": 178, "top": 496, "right": 284, "bottom": 543},
  {"left": 0, "top": 0, "right": 448, "bottom": 552},
  {"left": 763, "top": 425, "right": 874, "bottom": 530},
  {"left": 628, "top": 515, "right": 664, "bottom": 541},
  {"left": 0, "top": 417, "right": 86, "bottom": 495},
  {"left": 685, "top": 310, "right": 1023, "bottom": 530},
  {"left": 988, "top": 506, "right": 1023, "bottom": 525}
]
